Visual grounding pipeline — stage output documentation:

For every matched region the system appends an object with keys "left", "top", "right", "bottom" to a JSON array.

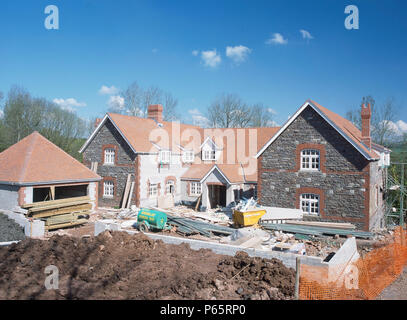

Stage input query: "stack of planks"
[{"left": 22, "top": 196, "right": 92, "bottom": 230}]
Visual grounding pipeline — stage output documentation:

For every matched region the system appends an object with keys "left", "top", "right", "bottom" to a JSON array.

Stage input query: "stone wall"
[
  {"left": 82, "top": 119, "right": 137, "bottom": 208},
  {"left": 258, "top": 106, "right": 372, "bottom": 230}
]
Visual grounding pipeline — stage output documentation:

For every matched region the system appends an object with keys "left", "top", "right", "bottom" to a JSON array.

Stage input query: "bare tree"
[
  {"left": 109, "top": 82, "right": 179, "bottom": 121},
  {"left": 346, "top": 95, "right": 398, "bottom": 145},
  {"left": 207, "top": 93, "right": 252, "bottom": 128},
  {"left": 249, "top": 103, "right": 275, "bottom": 127}
]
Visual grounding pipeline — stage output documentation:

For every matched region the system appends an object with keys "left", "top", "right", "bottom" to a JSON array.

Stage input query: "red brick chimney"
[
  {"left": 94, "top": 118, "right": 102, "bottom": 129},
  {"left": 147, "top": 104, "right": 163, "bottom": 122},
  {"left": 361, "top": 103, "right": 371, "bottom": 149}
]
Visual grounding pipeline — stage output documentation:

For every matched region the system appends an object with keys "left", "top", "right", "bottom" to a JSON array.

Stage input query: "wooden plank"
[
  {"left": 285, "top": 220, "right": 356, "bottom": 230},
  {"left": 126, "top": 181, "right": 135, "bottom": 209},
  {"left": 50, "top": 186, "right": 55, "bottom": 200},
  {"left": 195, "top": 194, "right": 202, "bottom": 211},
  {"left": 121, "top": 174, "right": 132, "bottom": 209},
  {"left": 45, "top": 219, "right": 88, "bottom": 231},
  {"left": 31, "top": 204, "right": 92, "bottom": 218},
  {"left": 22, "top": 196, "right": 90, "bottom": 209},
  {"left": 28, "top": 199, "right": 92, "bottom": 213}
]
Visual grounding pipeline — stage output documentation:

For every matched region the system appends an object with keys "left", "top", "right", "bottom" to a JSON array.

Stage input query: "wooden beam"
[
  {"left": 121, "top": 174, "right": 132, "bottom": 209},
  {"left": 22, "top": 196, "right": 90, "bottom": 209},
  {"left": 126, "top": 181, "right": 135, "bottom": 209}
]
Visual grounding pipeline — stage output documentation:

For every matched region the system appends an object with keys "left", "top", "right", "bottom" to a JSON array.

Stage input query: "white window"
[
  {"left": 301, "top": 149, "right": 320, "bottom": 170},
  {"left": 104, "top": 148, "right": 115, "bottom": 165},
  {"left": 103, "top": 181, "right": 114, "bottom": 197},
  {"left": 159, "top": 150, "right": 171, "bottom": 164},
  {"left": 202, "top": 150, "right": 216, "bottom": 161},
  {"left": 149, "top": 183, "right": 158, "bottom": 197},
  {"left": 182, "top": 150, "right": 194, "bottom": 163},
  {"left": 166, "top": 180, "right": 175, "bottom": 194},
  {"left": 300, "top": 193, "right": 320, "bottom": 215},
  {"left": 190, "top": 182, "right": 202, "bottom": 195}
]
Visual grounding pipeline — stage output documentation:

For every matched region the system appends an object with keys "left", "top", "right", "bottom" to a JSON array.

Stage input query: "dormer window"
[
  {"left": 202, "top": 150, "right": 216, "bottom": 161},
  {"left": 104, "top": 148, "right": 115, "bottom": 165},
  {"left": 159, "top": 150, "right": 171, "bottom": 164},
  {"left": 182, "top": 150, "right": 194, "bottom": 163},
  {"left": 301, "top": 149, "right": 319, "bottom": 171}
]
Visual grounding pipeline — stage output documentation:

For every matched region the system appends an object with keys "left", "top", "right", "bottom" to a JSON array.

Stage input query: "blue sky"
[{"left": 0, "top": 0, "right": 406, "bottom": 131}]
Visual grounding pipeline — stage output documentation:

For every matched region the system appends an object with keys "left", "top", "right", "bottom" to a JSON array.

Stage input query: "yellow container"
[{"left": 233, "top": 209, "right": 266, "bottom": 227}]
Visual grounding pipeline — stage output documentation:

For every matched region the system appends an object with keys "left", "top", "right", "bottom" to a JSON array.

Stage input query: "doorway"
[{"left": 208, "top": 184, "right": 226, "bottom": 208}]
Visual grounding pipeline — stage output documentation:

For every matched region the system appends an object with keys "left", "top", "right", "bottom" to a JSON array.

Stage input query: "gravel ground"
[
  {"left": 0, "top": 213, "right": 26, "bottom": 242},
  {"left": 377, "top": 266, "right": 407, "bottom": 300}
]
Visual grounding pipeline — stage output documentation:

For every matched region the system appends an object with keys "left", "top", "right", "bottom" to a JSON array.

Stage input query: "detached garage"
[{"left": 0, "top": 131, "right": 101, "bottom": 210}]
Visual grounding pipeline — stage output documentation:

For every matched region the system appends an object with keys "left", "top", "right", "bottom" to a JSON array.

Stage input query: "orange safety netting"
[{"left": 299, "top": 227, "right": 407, "bottom": 300}]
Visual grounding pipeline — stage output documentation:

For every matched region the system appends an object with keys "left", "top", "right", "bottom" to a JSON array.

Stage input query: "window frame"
[
  {"left": 300, "top": 193, "right": 320, "bottom": 215},
  {"left": 190, "top": 182, "right": 202, "bottom": 196},
  {"left": 202, "top": 149, "right": 216, "bottom": 161},
  {"left": 159, "top": 150, "right": 171, "bottom": 164},
  {"left": 104, "top": 148, "right": 115, "bottom": 165},
  {"left": 182, "top": 150, "right": 194, "bottom": 163},
  {"left": 103, "top": 180, "right": 114, "bottom": 198},
  {"left": 300, "top": 149, "right": 320, "bottom": 171},
  {"left": 166, "top": 180, "right": 175, "bottom": 194},
  {"left": 149, "top": 183, "right": 158, "bottom": 198}
]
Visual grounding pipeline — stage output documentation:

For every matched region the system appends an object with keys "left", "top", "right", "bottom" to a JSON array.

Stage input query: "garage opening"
[
  {"left": 208, "top": 184, "right": 226, "bottom": 208},
  {"left": 33, "top": 184, "right": 88, "bottom": 202}
]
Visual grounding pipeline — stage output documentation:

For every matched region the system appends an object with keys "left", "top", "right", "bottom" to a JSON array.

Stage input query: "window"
[
  {"left": 190, "top": 182, "right": 202, "bottom": 195},
  {"left": 301, "top": 149, "right": 320, "bottom": 170},
  {"left": 182, "top": 150, "right": 194, "bottom": 163},
  {"left": 104, "top": 148, "right": 115, "bottom": 165},
  {"left": 149, "top": 183, "right": 158, "bottom": 197},
  {"left": 159, "top": 151, "right": 171, "bottom": 164},
  {"left": 166, "top": 180, "right": 175, "bottom": 194},
  {"left": 202, "top": 150, "right": 216, "bottom": 161},
  {"left": 300, "top": 193, "right": 319, "bottom": 215},
  {"left": 103, "top": 181, "right": 114, "bottom": 197}
]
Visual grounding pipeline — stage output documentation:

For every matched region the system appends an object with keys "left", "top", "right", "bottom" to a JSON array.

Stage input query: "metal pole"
[{"left": 400, "top": 164, "right": 404, "bottom": 228}]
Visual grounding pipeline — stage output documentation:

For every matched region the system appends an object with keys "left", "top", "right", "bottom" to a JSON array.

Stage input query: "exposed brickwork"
[{"left": 258, "top": 106, "right": 371, "bottom": 230}]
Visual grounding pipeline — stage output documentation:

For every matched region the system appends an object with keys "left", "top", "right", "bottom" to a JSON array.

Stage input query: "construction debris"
[
  {"left": 260, "top": 221, "right": 373, "bottom": 239},
  {"left": 285, "top": 220, "right": 356, "bottom": 230}
]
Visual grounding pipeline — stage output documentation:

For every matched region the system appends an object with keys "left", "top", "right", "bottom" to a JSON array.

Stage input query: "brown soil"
[{"left": 0, "top": 231, "right": 295, "bottom": 300}]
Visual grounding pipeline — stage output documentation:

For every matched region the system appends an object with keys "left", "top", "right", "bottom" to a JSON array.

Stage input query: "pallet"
[{"left": 22, "top": 196, "right": 90, "bottom": 209}]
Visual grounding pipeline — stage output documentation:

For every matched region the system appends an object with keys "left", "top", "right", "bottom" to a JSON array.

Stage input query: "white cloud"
[
  {"left": 385, "top": 120, "right": 407, "bottom": 136},
  {"left": 267, "top": 120, "right": 279, "bottom": 127},
  {"left": 99, "top": 85, "right": 119, "bottom": 95},
  {"left": 53, "top": 98, "right": 86, "bottom": 111},
  {"left": 108, "top": 95, "right": 125, "bottom": 111},
  {"left": 192, "top": 50, "right": 199, "bottom": 56},
  {"left": 226, "top": 45, "right": 252, "bottom": 63},
  {"left": 267, "top": 108, "right": 277, "bottom": 115},
  {"left": 300, "top": 29, "right": 313, "bottom": 40},
  {"left": 201, "top": 49, "right": 221, "bottom": 68},
  {"left": 188, "top": 108, "right": 210, "bottom": 127},
  {"left": 265, "top": 33, "right": 288, "bottom": 45},
  {"left": 0, "top": 109, "right": 3, "bottom": 118}
]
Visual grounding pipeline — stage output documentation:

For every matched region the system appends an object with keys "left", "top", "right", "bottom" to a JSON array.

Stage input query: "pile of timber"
[
  {"left": 166, "top": 214, "right": 234, "bottom": 238},
  {"left": 21, "top": 196, "right": 92, "bottom": 230},
  {"left": 260, "top": 221, "right": 373, "bottom": 239}
]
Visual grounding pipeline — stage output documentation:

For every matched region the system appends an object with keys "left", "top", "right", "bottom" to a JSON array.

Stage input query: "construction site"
[{"left": 0, "top": 98, "right": 407, "bottom": 300}]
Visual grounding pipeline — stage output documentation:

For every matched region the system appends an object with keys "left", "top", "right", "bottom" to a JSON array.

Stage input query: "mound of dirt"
[
  {"left": 0, "top": 213, "right": 26, "bottom": 242},
  {"left": 0, "top": 231, "right": 295, "bottom": 300}
]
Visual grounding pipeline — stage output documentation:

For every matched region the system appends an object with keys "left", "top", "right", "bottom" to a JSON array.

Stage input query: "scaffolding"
[{"left": 385, "top": 162, "right": 406, "bottom": 227}]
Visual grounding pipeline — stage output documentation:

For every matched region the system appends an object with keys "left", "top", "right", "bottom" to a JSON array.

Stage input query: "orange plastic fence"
[{"left": 299, "top": 227, "right": 407, "bottom": 300}]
